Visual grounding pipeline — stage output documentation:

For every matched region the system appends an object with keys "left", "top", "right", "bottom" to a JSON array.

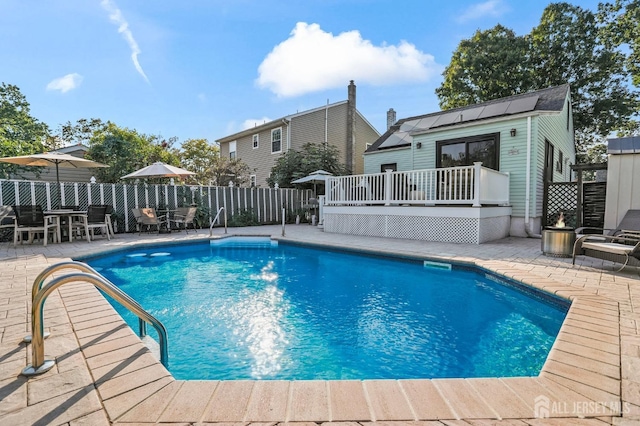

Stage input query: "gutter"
[{"left": 524, "top": 116, "right": 541, "bottom": 238}]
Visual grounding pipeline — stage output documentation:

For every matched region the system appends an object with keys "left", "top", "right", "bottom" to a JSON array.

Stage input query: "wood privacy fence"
[{"left": 0, "top": 180, "right": 312, "bottom": 233}]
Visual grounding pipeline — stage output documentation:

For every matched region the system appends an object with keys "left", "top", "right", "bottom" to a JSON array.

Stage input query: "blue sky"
[{"left": 0, "top": 0, "right": 602, "bottom": 147}]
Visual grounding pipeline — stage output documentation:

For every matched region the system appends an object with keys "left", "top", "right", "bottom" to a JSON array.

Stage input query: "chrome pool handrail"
[
  {"left": 26, "top": 261, "right": 148, "bottom": 342},
  {"left": 209, "top": 206, "right": 227, "bottom": 236},
  {"left": 22, "top": 270, "right": 169, "bottom": 376}
]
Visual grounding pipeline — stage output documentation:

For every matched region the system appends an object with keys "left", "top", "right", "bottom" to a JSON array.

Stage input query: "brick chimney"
[
  {"left": 387, "top": 108, "right": 397, "bottom": 130},
  {"left": 346, "top": 80, "right": 356, "bottom": 173}
]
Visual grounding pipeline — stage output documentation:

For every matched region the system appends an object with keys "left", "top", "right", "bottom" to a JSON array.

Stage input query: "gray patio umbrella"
[
  {"left": 121, "top": 162, "right": 196, "bottom": 180},
  {"left": 291, "top": 170, "right": 333, "bottom": 195},
  {"left": 0, "top": 151, "right": 108, "bottom": 184}
]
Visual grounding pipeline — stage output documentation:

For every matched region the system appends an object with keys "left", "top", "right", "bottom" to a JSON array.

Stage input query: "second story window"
[
  {"left": 271, "top": 128, "right": 282, "bottom": 153},
  {"left": 229, "top": 141, "right": 237, "bottom": 160},
  {"left": 252, "top": 134, "right": 259, "bottom": 149}
]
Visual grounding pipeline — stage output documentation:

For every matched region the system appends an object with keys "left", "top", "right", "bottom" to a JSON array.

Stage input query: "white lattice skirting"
[{"left": 323, "top": 206, "right": 511, "bottom": 244}]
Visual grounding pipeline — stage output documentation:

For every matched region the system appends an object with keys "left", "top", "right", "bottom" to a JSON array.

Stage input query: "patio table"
[{"left": 44, "top": 210, "right": 90, "bottom": 243}]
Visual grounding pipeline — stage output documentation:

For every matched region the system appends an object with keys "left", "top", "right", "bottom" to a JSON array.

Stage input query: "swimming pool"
[{"left": 81, "top": 237, "right": 569, "bottom": 380}]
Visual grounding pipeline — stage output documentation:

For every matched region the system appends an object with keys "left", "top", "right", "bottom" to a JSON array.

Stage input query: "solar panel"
[
  {"left": 378, "top": 132, "right": 412, "bottom": 149},
  {"left": 506, "top": 95, "right": 539, "bottom": 114},
  {"left": 430, "top": 111, "right": 461, "bottom": 128},
  {"left": 399, "top": 119, "right": 420, "bottom": 132},
  {"left": 414, "top": 116, "right": 439, "bottom": 130},
  {"left": 477, "top": 101, "right": 510, "bottom": 119},
  {"left": 458, "top": 106, "right": 485, "bottom": 123}
]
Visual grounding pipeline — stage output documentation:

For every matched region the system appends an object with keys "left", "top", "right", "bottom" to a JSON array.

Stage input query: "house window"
[
  {"left": 557, "top": 150, "right": 563, "bottom": 173},
  {"left": 380, "top": 163, "right": 397, "bottom": 172},
  {"left": 436, "top": 133, "right": 500, "bottom": 170},
  {"left": 271, "top": 128, "right": 282, "bottom": 153},
  {"left": 229, "top": 141, "right": 237, "bottom": 160},
  {"left": 252, "top": 134, "right": 259, "bottom": 149},
  {"left": 250, "top": 175, "right": 256, "bottom": 188}
]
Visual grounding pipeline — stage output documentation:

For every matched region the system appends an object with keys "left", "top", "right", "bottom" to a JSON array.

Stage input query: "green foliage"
[
  {"left": 267, "top": 143, "right": 349, "bottom": 189},
  {"left": 180, "top": 138, "right": 220, "bottom": 185},
  {"left": 599, "top": 0, "right": 640, "bottom": 87},
  {"left": 436, "top": 2, "right": 640, "bottom": 162},
  {"left": 86, "top": 123, "right": 181, "bottom": 183},
  {"left": 0, "top": 83, "right": 50, "bottom": 178},
  {"left": 227, "top": 208, "right": 260, "bottom": 227},
  {"left": 58, "top": 118, "right": 109, "bottom": 147},
  {"left": 436, "top": 25, "right": 533, "bottom": 109},
  {"left": 211, "top": 158, "right": 253, "bottom": 187}
]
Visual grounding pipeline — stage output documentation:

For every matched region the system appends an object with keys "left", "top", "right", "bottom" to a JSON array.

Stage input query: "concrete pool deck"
[{"left": 0, "top": 225, "right": 639, "bottom": 425}]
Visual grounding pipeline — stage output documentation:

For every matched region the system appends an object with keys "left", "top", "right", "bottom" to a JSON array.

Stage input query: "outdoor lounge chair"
[
  {"left": 573, "top": 232, "right": 640, "bottom": 271},
  {"left": 132, "top": 207, "right": 167, "bottom": 234},
  {"left": 575, "top": 209, "right": 640, "bottom": 237},
  {"left": 170, "top": 207, "right": 197, "bottom": 233},
  {"left": 12, "top": 205, "right": 59, "bottom": 246}
]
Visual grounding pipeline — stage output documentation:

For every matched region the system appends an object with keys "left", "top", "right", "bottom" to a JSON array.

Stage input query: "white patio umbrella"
[
  {"left": 121, "top": 162, "right": 196, "bottom": 180},
  {"left": 0, "top": 151, "right": 108, "bottom": 184},
  {"left": 291, "top": 170, "right": 334, "bottom": 196}
]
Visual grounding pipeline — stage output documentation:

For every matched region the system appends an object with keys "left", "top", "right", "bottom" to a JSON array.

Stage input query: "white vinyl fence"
[{"left": 0, "top": 179, "right": 311, "bottom": 233}]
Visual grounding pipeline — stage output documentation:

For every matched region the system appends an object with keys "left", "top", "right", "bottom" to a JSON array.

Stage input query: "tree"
[
  {"left": 599, "top": 0, "right": 640, "bottom": 87},
  {"left": 436, "top": 25, "right": 533, "bottom": 109},
  {"left": 530, "top": 2, "right": 639, "bottom": 158},
  {"left": 436, "top": 3, "right": 640, "bottom": 163},
  {"left": 58, "top": 118, "right": 109, "bottom": 147},
  {"left": 179, "top": 138, "right": 220, "bottom": 185},
  {"left": 267, "top": 143, "right": 349, "bottom": 188},
  {"left": 0, "top": 83, "right": 50, "bottom": 178},
  {"left": 210, "top": 158, "right": 252, "bottom": 187},
  {"left": 86, "top": 123, "right": 181, "bottom": 183}
]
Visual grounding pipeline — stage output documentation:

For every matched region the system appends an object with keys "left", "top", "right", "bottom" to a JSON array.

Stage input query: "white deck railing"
[{"left": 325, "top": 162, "right": 509, "bottom": 207}]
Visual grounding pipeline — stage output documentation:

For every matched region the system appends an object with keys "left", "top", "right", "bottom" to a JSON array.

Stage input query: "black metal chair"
[
  {"left": 83, "top": 205, "right": 110, "bottom": 241},
  {"left": 12, "top": 205, "right": 59, "bottom": 246}
]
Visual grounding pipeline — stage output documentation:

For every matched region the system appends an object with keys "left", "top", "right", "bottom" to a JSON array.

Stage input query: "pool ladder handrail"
[
  {"left": 209, "top": 206, "right": 227, "bottom": 236},
  {"left": 22, "top": 261, "right": 169, "bottom": 376}
]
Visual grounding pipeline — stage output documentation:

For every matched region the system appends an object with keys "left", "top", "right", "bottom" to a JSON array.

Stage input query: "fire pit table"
[{"left": 541, "top": 226, "right": 576, "bottom": 257}]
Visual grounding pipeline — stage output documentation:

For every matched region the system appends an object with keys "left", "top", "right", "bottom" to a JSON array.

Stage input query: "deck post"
[
  {"left": 473, "top": 162, "right": 482, "bottom": 207},
  {"left": 384, "top": 169, "right": 393, "bottom": 206}
]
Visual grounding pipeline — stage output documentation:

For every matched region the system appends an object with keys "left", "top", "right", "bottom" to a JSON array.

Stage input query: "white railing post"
[
  {"left": 384, "top": 169, "right": 393, "bottom": 206},
  {"left": 473, "top": 162, "right": 482, "bottom": 207}
]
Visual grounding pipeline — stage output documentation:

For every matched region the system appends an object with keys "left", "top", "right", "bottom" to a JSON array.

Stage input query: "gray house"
[
  {"left": 323, "top": 85, "right": 575, "bottom": 242},
  {"left": 217, "top": 81, "right": 380, "bottom": 187}
]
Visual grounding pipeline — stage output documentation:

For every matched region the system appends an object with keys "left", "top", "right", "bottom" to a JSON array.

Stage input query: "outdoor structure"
[
  {"left": 8, "top": 144, "right": 96, "bottom": 183},
  {"left": 322, "top": 85, "right": 575, "bottom": 243},
  {"left": 604, "top": 136, "right": 640, "bottom": 229},
  {"left": 216, "top": 81, "right": 380, "bottom": 187}
]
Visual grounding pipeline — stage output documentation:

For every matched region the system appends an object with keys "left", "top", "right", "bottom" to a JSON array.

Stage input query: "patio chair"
[
  {"left": 0, "top": 205, "right": 16, "bottom": 237},
  {"left": 170, "top": 207, "right": 197, "bottom": 233},
  {"left": 132, "top": 207, "right": 167, "bottom": 234},
  {"left": 573, "top": 232, "right": 640, "bottom": 271},
  {"left": 90, "top": 204, "right": 115, "bottom": 237},
  {"left": 12, "top": 205, "right": 59, "bottom": 247},
  {"left": 79, "top": 205, "right": 110, "bottom": 241}
]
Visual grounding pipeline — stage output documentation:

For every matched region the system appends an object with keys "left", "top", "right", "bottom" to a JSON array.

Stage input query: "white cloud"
[
  {"left": 100, "top": 0, "right": 150, "bottom": 83},
  {"left": 242, "top": 117, "right": 272, "bottom": 129},
  {"left": 46, "top": 73, "right": 83, "bottom": 93},
  {"left": 456, "top": 0, "right": 507, "bottom": 23},
  {"left": 256, "top": 22, "right": 441, "bottom": 98}
]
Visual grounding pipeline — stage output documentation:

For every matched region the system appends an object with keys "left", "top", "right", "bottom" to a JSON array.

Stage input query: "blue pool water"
[{"left": 81, "top": 238, "right": 569, "bottom": 380}]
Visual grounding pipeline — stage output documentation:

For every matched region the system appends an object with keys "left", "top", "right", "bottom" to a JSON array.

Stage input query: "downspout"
[
  {"left": 324, "top": 100, "right": 328, "bottom": 144},
  {"left": 524, "top": 116, "right": 541, "bottom": 238},
  {"left": 282, "top": 119, "right": 290, "bottom": 150}
]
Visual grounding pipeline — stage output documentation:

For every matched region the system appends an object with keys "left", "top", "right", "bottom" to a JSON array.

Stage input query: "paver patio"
[{"left": 0, "top": 225, "right": 639, "bottom": 425}]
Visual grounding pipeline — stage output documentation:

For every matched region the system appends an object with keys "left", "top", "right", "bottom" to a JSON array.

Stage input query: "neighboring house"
[
  {"left": 216, "top": 81, "right": 380, "bottom": 187},
  {"left": 11, "top": 144, "right": 96, "bottom": 183},
  {"left": 359, "top": 84, "right": 575, "bottom": 238}
]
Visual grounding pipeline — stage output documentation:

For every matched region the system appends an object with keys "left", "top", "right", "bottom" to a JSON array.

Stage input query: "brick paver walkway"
[{"left": 0, "top": 225, "right": 639, "bottom": 425}]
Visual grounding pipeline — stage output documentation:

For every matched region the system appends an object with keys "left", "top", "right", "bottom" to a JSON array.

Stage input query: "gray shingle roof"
[{"left": 367, "top": 84, "right": 570, "bottom": 152}]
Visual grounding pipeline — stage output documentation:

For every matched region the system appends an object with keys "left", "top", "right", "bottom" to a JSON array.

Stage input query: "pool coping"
[{"left": 1, "top": 232, "right": 626, "bottom": 424}]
